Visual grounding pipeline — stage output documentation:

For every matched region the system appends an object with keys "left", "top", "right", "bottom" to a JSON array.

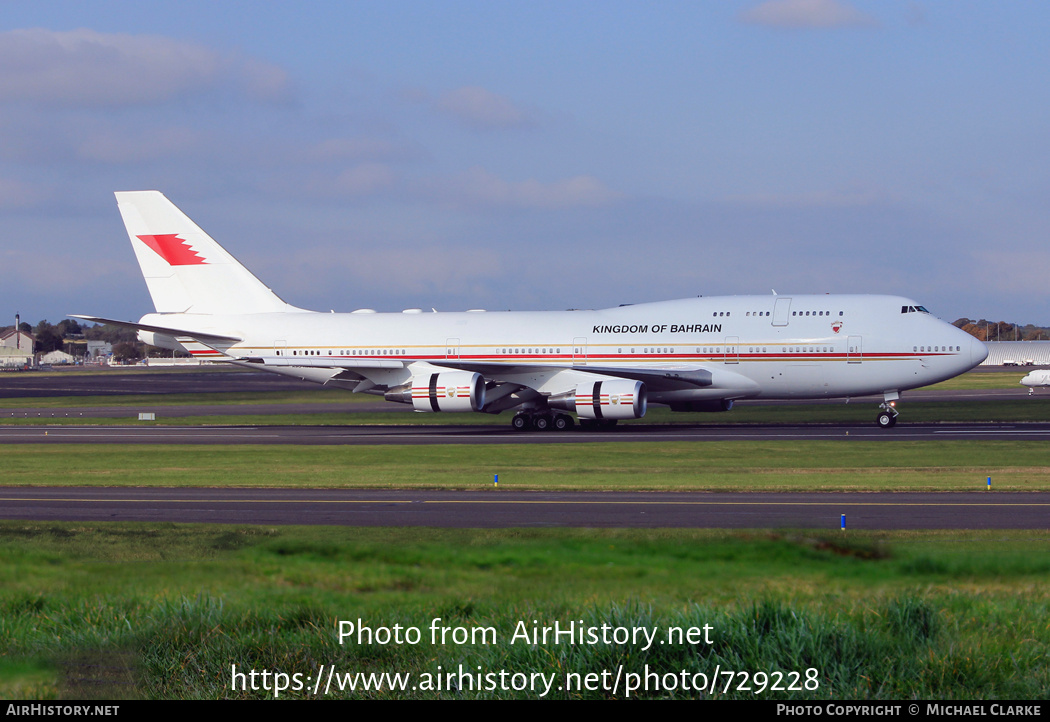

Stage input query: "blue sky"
[{"left": 2, "top": 1, "right": 1047, "bottom": 326}]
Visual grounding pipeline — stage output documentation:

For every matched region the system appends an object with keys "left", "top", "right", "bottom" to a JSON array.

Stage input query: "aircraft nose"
[{"left": 970, "top": 335, "right": 989, "bottom": 368}]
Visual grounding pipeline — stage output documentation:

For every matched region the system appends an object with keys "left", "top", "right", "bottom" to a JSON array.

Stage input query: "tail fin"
[{"left": 116, "top": 191, "right": 295, "bottom": 315}]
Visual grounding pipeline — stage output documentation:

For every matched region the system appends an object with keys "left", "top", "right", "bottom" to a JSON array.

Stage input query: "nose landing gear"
[{"left": 876, "top": 391, "right": 900, "bottom": 428}]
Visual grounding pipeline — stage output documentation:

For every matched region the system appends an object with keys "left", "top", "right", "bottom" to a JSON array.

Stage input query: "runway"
[
  {"left": 2, "top": 421, "right": 1050, "bottom": 444},
  {"left": 2, "top": 488, "right": 1046, "bottom": 529},
  {"left": 3, "top": 368, "right": 1046, "bottom": 531}
]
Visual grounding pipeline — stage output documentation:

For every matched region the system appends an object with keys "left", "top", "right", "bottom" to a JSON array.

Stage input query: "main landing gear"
[
  {"left": 511, "top": 412, "right": 576, "bottom": 431},
  {"left": 876, "top": 391, "right": 900, "bottom": 428}
]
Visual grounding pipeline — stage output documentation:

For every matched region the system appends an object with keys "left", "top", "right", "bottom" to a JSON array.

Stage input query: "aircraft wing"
[
  {"left": 241, "top": 355, "right": 758, "bottom": 415},
  {"left": 417, "top": 359, "right": 715, "bottom": 392}
]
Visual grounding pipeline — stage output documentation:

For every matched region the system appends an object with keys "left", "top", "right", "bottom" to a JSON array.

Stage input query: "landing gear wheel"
[
  {"left": 553, "top": 414, "right": 573, "bottom": 431},
  {"left": 511, "top": 414, "right": 532, "bottom": 431},
  {"left": 876, "top": 411, "right": 897, "bottom": 429},
  {"left": 533, "top": 414, "right": 551, "bottom": 431}
]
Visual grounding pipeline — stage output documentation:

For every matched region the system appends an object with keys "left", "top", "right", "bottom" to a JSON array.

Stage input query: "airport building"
[
  {"left": 0, "top": 329, "right": 34, "bottom": 369},
  {"left": 980, "top": 341, "right": 1050, "bottom": 367}
]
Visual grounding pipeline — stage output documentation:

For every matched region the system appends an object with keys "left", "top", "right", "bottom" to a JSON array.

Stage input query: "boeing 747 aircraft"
[{"left": 75, "top": 191, "right": 988, "bottom": 430}]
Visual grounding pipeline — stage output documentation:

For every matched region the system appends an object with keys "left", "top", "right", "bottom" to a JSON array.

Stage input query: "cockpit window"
[{"left": 901, "top": 305, "right": 932, "bottom": 314}]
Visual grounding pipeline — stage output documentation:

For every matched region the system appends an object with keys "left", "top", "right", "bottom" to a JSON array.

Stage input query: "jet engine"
[
  {"left": 136, "top": 330, "right": 186, "bottom": 353},
  {"left": 548, "top": 379, "right": 647, "bottom": 420},
  {"left": 386, "top": 371, "right": 486, "bottom": 412}
]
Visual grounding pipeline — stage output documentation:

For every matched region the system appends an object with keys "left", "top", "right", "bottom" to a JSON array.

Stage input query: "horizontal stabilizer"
[{"left": 69, "top": 315, "right": 242, "bottom": 344}]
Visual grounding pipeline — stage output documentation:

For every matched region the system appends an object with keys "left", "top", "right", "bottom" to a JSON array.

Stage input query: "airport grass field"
[
  {"left": 1, "top": 368, "right": 1047, "bottom": 699},
  {"left": 2, "top": 439, "right": 1049, "bottom": 491},
  {"left": 1, "top": 524, "right": 1048, "bottom": 699}
]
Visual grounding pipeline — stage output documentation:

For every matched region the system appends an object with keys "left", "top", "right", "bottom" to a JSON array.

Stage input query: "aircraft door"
[
  {"left": 772, "top": 297, "right": 792, "bottom": 326},
  {"left": 274, "top": 340, "right": 287, "bottom": 358},
  {"left": 573, "top": 337, "right": 588, "bottom": 366},
  {"left": 847, "top": 336, "right": 862, "bottom": 364},
  {"left": 725, "top": 336, "right": 740, "bottom": 364},
  {"left": 445, "top": 338, "right": 460, "bottom": 359}
]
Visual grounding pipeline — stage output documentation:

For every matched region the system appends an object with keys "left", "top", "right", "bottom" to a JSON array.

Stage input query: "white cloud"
[
  {"left": 721, "top": 188, "right": 890, "bottom": 208},
  {"left": 333, "top": 163, "right": 399, "bottom": 196},
  {"left": 740, "top": 0, "right": 878, "bottom": 29},
  {"left": 273, "top": 244, "right": 504, "bottom": 304},
  {"left": 0, "top": 28, "right": 290, "bottom": 107},
  {"left": 432, "top": 86, "right": 536, "bottom": 130},
  {"left": 0, "top": 177, "right": 48, "bottom": 208},
  {"left": 76, "top": 126, "right": 202, "bottom": 164},
  {"left": 972, "top": 250, "right": 1050, "bottom": 299},
  {"left": 420, "top": 166, "right": 622, "bottom": 209},
  {"left": 307, "top": 137, "right": 424, "bottom": 164}
]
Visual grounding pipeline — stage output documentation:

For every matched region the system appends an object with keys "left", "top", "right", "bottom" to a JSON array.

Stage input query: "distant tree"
[
  {"left": 112, "top": 342, "right": 142, "bottom": 361},
  {"left": 32, "top": 320, "right": 64, "bottom": 354},
  {"left": 82, "top": 323, "right": 138, "bottom": 345},
  {"left": 56, "top": 319, "right": 83, "bottom": 337}
]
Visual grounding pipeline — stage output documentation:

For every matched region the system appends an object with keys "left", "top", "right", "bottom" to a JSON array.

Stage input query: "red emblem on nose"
[
  {"left": 137, "top": 234, "right": 206, "bottom": 265},
  {"left": 832, "top": 322, "right": 843, "bottom": 334}
]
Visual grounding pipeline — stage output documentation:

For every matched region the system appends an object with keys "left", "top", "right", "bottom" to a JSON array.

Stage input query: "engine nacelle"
[
  {"left": 550, "top": 380, "right": 647, "bottom": 420},
  {"left": 387, "top": 371, "right": 486, "bottom": 412},
  {"left": 137, "top": 330, "right": 187, "bottom": 353}
]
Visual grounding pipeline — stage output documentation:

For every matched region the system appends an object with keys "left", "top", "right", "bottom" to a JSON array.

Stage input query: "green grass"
[
  {"left": 0, "top": 388, "right": 360, "bottom": 410},
  {"left": 1, "top": 523, "right": 1047, "bottom": 699},
  {"left": 1, "top": 440, "right": 1047, "bottom": 491},
  {"left": 924, "top": 370, "right": 1032, "bottom": 390}
]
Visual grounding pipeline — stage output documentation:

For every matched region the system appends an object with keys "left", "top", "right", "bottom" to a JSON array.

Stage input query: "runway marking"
[
  {"left": 2, "top": 496, "right": 1046, "bottom": 507},
  {"left": 0, "top": 432, "right": 282, "bottom": 438},
  {"left": 934, "top": 430, "right": 1048, "bottom": 435}
]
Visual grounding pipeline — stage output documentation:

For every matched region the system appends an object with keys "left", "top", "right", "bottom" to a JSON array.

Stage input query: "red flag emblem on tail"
[{"left": 137, "top": 234, "right": 207, "bottom": 265}]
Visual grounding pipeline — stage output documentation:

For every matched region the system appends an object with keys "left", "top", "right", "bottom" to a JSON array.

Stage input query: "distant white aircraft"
[
  {"left": 1020, "top": 370, "right": 1050, "bottom": 395},
  {"left": 75, "top": 191, "right": 988, "bottom": 430}
]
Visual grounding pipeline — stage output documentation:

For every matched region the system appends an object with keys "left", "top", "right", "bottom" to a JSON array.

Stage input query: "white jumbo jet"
[{"left": 75, "top": 191, "right": 989, "bottom": 430}]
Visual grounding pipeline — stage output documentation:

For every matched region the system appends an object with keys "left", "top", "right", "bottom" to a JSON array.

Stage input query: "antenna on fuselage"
[{"left": 772, "top": 289, "right": 778, "bottom": 295}]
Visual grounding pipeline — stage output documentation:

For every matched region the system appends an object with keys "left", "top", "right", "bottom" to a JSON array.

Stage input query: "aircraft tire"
[
  {"left": 553, "top": 414, "right": 572, "bottom": 431},
  {"left": 876, "top": 411, "right": 896, "bottom": 429},
  {"left": 511, "top": 414, "right": 532, "bottom": 431},
  {"left": 533, "top": 415, "right": 551, "bottom": 431}
]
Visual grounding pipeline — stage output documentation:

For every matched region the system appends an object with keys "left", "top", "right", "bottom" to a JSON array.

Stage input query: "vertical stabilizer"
[{"left": 116, "top": 191, "right": 294, "bottom": 315}]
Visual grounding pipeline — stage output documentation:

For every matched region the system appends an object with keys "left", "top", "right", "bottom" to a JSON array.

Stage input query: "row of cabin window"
[
  {"left": 736, "top": 310, "right": 847, "bottom": 318},
  {"left": 344, "top": 349, "right": 406, "bottom": 355},
  {"left": 502, "top": 348, "right": 562, "bottom": 354},
  {"left": 276, "top": 342, "right": 932, "bottom": 358}
]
